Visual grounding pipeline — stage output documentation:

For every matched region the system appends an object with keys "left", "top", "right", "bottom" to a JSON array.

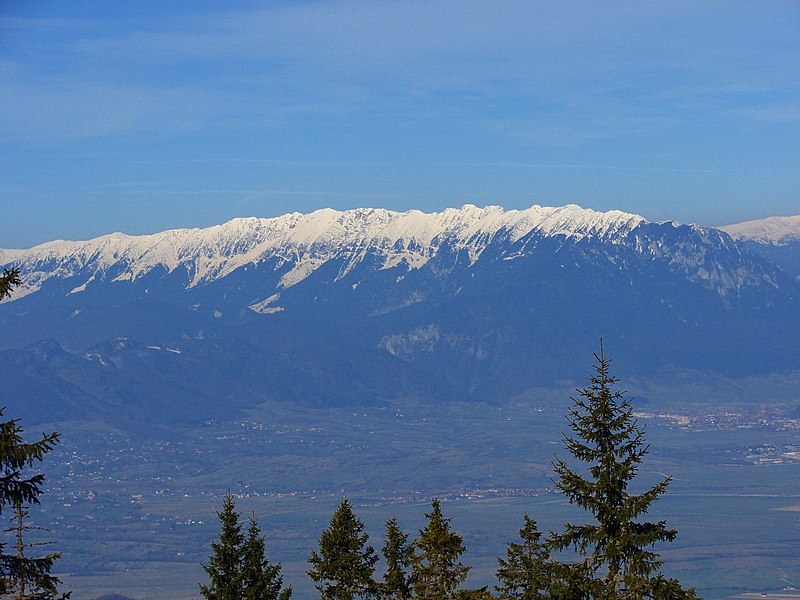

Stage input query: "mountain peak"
[
  {"left": 1, "top": 203, "right": 797, "bottom": 397},
  {"left": 720, "top": 215, "right": 800, "bottom": 246},
  {"left": 1, "top": 203, "right": 651, "bottom": 301}
]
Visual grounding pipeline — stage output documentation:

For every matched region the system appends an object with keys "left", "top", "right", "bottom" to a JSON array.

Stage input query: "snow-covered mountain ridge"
[
  {"left": 0, "top": 203, "right": 790, "bottom": 305},
  {"left": 720, "top": 215, "right": 800, "bottom": 245},
  {"left": 1, "top": 204, "right": 797, "bottom": 411},
  {"left": 2, "top": 204, "right": 647, "bottom": 299}
]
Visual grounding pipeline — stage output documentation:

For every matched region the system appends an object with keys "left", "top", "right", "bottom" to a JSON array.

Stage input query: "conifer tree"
[
  {"left": 0, "top": 406, "right": 67, "bottom": 599},
  {"left": 381, "top": 517, "right": 413, "bottom": 600},
  {"left": 307, "top": 498, "right": 378, "bottom": 600},
  {"left": 0, "top": 273, "right": 69, "bottom": 599},
  {"left": 455, "top": 589, "right": 493, "bottom": 599},
  {"left": 548, "top": 342, "right": 697, "bottom": 598},
  {"left": 201, "top": 495, "right": 291, "bottom": 600},
  {"left": 200, "top": 494, "right": 245, "bottom": 600},
  {"left": 411, "top": 499, "right": 469, "bottom": 600},
  {"left": 3, "top": 500, "right": 66, "bottom": 600},
  {"left": 0, "top": 268, "right": 21, "bottom": 301},
  {"left": 241, "top": 514, "right": 292, "bottom": 600},
  {"left": 495, "top": 515, "right": 551, "bottom": 599}
]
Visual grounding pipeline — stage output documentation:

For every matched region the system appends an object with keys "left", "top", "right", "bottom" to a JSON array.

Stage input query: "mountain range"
[
  {"left": 2, "top": 204, "right": 798, "bottom": 429},
  {"left": 720, "top": 214, "right": 800, "bottom": 280}
]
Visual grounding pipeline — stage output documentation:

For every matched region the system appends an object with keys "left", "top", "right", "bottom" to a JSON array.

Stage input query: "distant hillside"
[
  {"left": 2, "top": 204, "right": 798, "bottom": 428},
  {"left": 720, "top": 214, "right": 800, "bottom": 245},
  {"left": 721, "top": 214, "right": 800, "bottom": 279}
]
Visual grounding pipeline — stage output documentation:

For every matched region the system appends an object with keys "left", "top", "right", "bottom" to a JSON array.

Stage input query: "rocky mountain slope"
[
  {"left": 2, "top": 204, "right": 798, "bottom": 427},
  {"left": 720, "top": 214, "right": 800, "bottom": 279}
]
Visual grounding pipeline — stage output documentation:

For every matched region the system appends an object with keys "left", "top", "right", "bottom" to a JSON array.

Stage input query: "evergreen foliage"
[
  {"left": 307, "top": 498, "right": 378, "bottom": 600},
  {"left": 411, "top": 499, "right": 469, "bottom": 600},
  {"left": 548, "top": 342, "right": 697, "bottom": 598},
  {"left": 454, "top": 588, "right": 493, "bottom": 599},
  {"left": 381, "top": 517, "right": 413, "bottom": 600},
  {"left": 495, "top": 515, "right": 551, "bottom": 599},
  {"left": 0, "top": 272, "right": 68, "bottom": 599},
  {"left": 0, "top": 405, "right": 68, "bottom": 599},
  {"left": 201, "top": 494, "right": 289, "bottom": 600},
  {"left": 200, "top": 494, "right": 245, "bottom": 600},
  {"left": 3, "top": 501, "right": 66, "bottom": 600},
  {"left": 242, "top": 515, "right": 292, "bottom": 600},
  {"left": 0, "top": 268, "right": 21, "bottom": 302}
]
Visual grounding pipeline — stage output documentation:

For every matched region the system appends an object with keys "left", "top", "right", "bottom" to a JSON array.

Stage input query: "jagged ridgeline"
[{"left": 1, "top": 204, "right": 798, "bottom": 426}]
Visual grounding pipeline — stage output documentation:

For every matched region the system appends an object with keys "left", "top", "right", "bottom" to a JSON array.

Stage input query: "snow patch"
[
  {"left": 248, "top": 293, "right": 285, "bottom": 315},
  {"left": 70, "top": 272, "right": 96, "bottom": 294}
]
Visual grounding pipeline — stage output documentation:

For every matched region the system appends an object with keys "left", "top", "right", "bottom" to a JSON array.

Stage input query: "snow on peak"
[
  {"left": 720, "top": 215, "right": 800, "bottom": 246},
  {"left": 0, "top": 203, "right": 646, "bottom": 299}
]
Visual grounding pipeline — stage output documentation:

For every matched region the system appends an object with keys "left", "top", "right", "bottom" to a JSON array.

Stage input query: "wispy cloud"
[
  {"left": 726, "top": 100, "right": 800, "bottom": 124},
  {"left": 91, "top": 156, "right": 719, "bottom": 174},
  {"left": 4, "top": 1, "right": 797, "bottom": 143},
  {"left": 1, "top": 0, "right": 798, "bottom": 247}
]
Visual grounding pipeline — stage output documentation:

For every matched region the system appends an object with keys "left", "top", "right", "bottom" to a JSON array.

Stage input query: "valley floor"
[{"left": 30, "top": 397, "right": 800, "bottom": 600}]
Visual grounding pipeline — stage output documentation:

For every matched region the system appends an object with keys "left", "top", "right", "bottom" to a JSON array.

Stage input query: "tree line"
[{"left": 200, "top": 343, "right": 698, "bottom": 599}]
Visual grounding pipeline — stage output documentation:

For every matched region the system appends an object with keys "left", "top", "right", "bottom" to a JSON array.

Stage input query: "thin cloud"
[
  {"left": 3, "top": 2, "right": 798, "bottom": 141},
  {"left": 1, "top": 0, "right": 798, "bottom": 249},
  {"left": 726, "top": 100, "right": 800, "bottom": 124},
  {"left": 90, "top": 156, "right": 719, "bottom": 174}
]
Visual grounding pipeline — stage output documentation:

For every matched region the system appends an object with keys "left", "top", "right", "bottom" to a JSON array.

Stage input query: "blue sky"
[{"left": 1, "top": 1, "right": 798, "bottom": 248}]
